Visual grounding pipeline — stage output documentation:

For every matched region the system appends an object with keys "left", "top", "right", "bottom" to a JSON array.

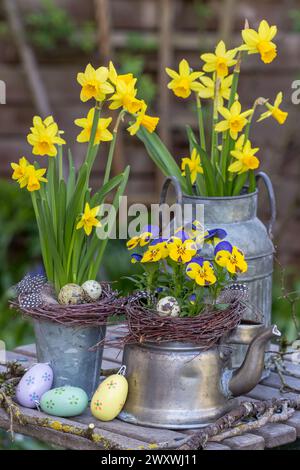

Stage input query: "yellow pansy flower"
[
  {"left": 109, "top": 79, "right": 143, "bottom": 114},
  {"left": 181, "top": 148, "right": 203, "bottom": 184},
  {"left": 127, "top": 101, "right": 160, "bottom": 136},
  {"left": 165, "top": 59, "right": 204, "bottom": 99},
  {"left": 75, "top": 108, "right": 113, "bottom": 144},
  {"left": 257, "top": 92, "right": 288, "bottom": 125},
  {"left": 11, "top": 157, "right": 30, "bottom": 184},
  {"left": 108, "top": 61, "right": 135, "bottom": 86},
  {"left": 76, "top": 202, "right": 101, "bottom": 236},
  {"left": 198, "top": 74, "right": 234, "bottom": 107},
  {"left": 215, "top": 101, "right": 253, "bottom": 140},
  {"left": 201, "top": 41, "right": 237, "bottom": 78},
  {"left": 241, "top": 20, "right": 277, "bottom": 64},
  {"left": 77, "top": 63, "right": 114, "bottom": 102},
  {"left": 141, "top": 245, "right": 165, "bottom": 263},
  {"left": 215, "top": 244, "right": 248, "bottom": 274},
  {"left": 186, "top": 260, "right": 216, "bottom": 286},
  {"left": 27, "top": 116, "right": 66, "bottom": 157},
  {"left": 168, "top": 238, "right": 197, "bottom": 264},
  {"left": 127, "top": 232, "right": 153, "bottom": 250},
  {"left": 228, "top": 135, "right": 260, "bottom": 174}
]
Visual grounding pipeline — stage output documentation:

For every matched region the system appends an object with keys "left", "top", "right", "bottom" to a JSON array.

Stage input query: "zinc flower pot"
[
  {"left": 160, "top": 172, "right": 276, "bottom": 368},
  {"left": 33, "top": 319, "right": 106, "bottom": 399}
]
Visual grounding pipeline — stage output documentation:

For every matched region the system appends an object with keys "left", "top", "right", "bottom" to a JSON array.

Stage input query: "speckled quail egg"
[
  {"left": 81, "top": 280, "right": 102, "bottom": 302},
  {"left": 58, "top": 284, "right": 84, "bottom": 305},
  {"left": 156, "top": 296, "right": 181, "bottom": 317}
]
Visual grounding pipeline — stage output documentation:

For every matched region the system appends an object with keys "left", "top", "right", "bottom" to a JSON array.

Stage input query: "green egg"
[{"left": 40, "top": 386, "right": 88, "bottom": 417}]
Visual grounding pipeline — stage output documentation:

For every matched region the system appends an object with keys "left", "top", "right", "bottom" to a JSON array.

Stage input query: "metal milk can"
[{"left": 160, "top": 172, "right": 276, "bottom": 367}]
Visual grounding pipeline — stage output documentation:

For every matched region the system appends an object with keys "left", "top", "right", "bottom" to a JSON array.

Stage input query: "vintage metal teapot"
[{"left": 119, "top": 324, "right": 280, "bottom": 429}]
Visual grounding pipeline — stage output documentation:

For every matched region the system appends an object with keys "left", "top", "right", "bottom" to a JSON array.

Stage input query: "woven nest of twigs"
[
  {"left": 114, "top": 293, "right": 247, "bottom": 350},
  {"left": 11, "top": 282, "right": 121, "bottom": 327}
]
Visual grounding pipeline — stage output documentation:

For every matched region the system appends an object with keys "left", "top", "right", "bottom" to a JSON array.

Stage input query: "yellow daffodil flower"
[
  {"left": 127, "top": 232, "right": 153, "bottom": 250},
  {"left": 201, "top": 41, "right": 237, "bottom": 78},
  {"left": 186, "top": 260, "right": 216, "bottom": 286},
  {"left": 168, "top": 238, "right": 197, "bottom": 263},
  {"left": 108, "top": 61, "right": 134, "bottom": 86},
  {"left": 27, "top": 116, "right": 66, "bottom": 157},
  {"left": 75, "top": 108, "right": 113, "bottom": 144},
  {"left": 77, "top": 63, "right": 114, "bottom": 102},
  {"left": 215, "top": 101, "right": 253, "bottom": 140},
  {"left": 76, "top": 202, "right": 101, "bottom": 236},
  {"left": 127, "top": 101, "right": 160, "bottom": 136},
  {"left": 11, "top": 157, "right": 30, "bottom": 184},
  {"left": 257, "top": 92, "right": 288, "bottom": 125},
  {"left": 181, "top": 148, "right": 203, "bottom": 184},
  {"left": 241, "top": 20, "right": 277, "bottom": 64},
  {"left": 198, "top": 74, "right": 234, "bottom": 107},
  {"left": 215, "top": 245, "right": 247, "bottom": 274},
  {"left": 165, "top": 59, "right": 204, "bottom": 99},
  {"left": 25, "top": 166, "right": 48, "bottom": 192},
  {"left": 228, "top": 135, "right": 260, "bottom": 174},
  {"left": 109, "top": 79, "right": 143, "bottom": 114}
]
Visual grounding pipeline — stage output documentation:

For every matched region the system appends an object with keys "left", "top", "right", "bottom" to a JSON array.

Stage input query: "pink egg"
[{"left": 15, "top": 363, "right": 53, "bottom": 408}]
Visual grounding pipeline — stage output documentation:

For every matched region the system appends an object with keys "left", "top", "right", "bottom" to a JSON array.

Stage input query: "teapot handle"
[{"left": 256, "top": 172, "right": 276, "bottom": 240}]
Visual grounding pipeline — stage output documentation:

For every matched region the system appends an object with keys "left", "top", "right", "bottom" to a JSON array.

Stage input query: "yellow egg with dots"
[{"left": 90, "top": 367, "right": 128, "bottom": 421}]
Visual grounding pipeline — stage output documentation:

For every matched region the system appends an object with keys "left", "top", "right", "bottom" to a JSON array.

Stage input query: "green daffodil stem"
[
  {"left": 31, "top": 192, "right": 52, "bottom": 285},
  {"left": 103, "top": 110, "right": 125, "bottom": 185},
  {"left": 196, "top": 95, "right": 206, "bottom": 151},
  {"left": 66, "top": 229, "right": 77, "bottom": 279},
  {"left": 211, "top": 78, "right": 220, "bottom": 165},
  {"left": 85, "top": 102, "right": 102, "bottom": 177},
  {"left": 58, "top": 145, "right": 63, "bottom": 181}
]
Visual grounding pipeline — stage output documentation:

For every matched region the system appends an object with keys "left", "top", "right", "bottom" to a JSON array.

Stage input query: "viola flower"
[
  {"left": 186, "top": 259, "right": 216, "bottom": 286},
  {"left": 214, "top": 241, "right": 248, "bottom": 274},
  {"left": 241, "top": 20, "right": 277, "bottom": 64},
  {"left": 181, "top": 149, "right": 203, "bottom": 184},
  {"left": 77, "top": 63, "right": 114, "bottom": 102},
  {"left": 76, "top": 202, "right": 101, "bottom": 236},
  {"left": 108, "top": 61, "right": 135, "bottom": 87},
  {"left": 204, "top": 228, "right": 227, "bottom": 245},
  {"left": 11, "top": 157, "right": 30, "bottom": 184},
  {"left": 127, "top": 232, "right": 154, "bottom": 250},
  {"left": 130, "top": 253, "right": 142, "bottom": 264},
  {"left": 75, "top": 109, "right": 113, "bottom": 145},
  {"left": 165, "top": 59, "right": 204, "bottom": 99},
  {"left": 109, "top": 79, "right": 143, "bottom": 114},
  {"left": 215, "top": 101, "right": 253, "bottom": 140},
  {"left": 141, "top": 244, "right": 166, "bottom": 263},
  {"left": 168, "top": 238, "right": 197, "bottom": 263},
  {"left": 150, "top": 238, "right": 169, "bottom": 259},
  {"left": 229, "top": 136, "right": 260, "bottom": 174},
  {"left": 198, "top": 75, "right": 234, "bottom": 107},
  {"left": 201, "top": 41, "right": 237, "bottom": 78},
  {"left": 257, "top": 92, "right": 288, "bottom": 125},
  {"left": 127, "top": 101, "right": 160, "bottom": 136},
  {"left": 27, "top": 116, "right": 66, "bottom": 157}
]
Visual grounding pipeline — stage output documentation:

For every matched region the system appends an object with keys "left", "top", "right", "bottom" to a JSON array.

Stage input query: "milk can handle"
[
  {"left": 160, "top": 176, "right": 183, "bottom": 206},
  {"left": 256, "top": 171, "right": 276, "bottom": 239}
]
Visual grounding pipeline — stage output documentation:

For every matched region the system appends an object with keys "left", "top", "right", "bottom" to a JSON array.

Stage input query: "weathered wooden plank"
[
  {"left": 5, "top": 350, "right": 35, "bottom": 367},
  {"left": 205, "top": 442, "right": 231, "bottom": 450},
  {"left": 102, "top": 347, "right": 123, "bottom": 365},
  {"left": 252, "top": 424, "right": 297, "bottom": 448},
  {"left": 287, "top": 411, "right": 300, "bottom": 437},
  {"left": 261, "top": 371, "right": 300, "bottom": 392},
  {"left": 246, "top": 383, "right": 299, "bottom": 401},
  {"left": 78, "top": 410, "right": 187, "bottom": 446},
  {"left": 13, "top": 344, "right": 36, "bottom": 357},
  {"left": 0, "top": 406, "right": 149, "bottom": 450},
  {"left": 222, "top": 433, "right": 265, "bottom": 450}
]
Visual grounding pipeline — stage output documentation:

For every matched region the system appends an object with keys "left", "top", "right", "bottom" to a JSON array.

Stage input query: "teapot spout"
[{"left": 229, "top": 325, "right": 281, "bottom": 397}]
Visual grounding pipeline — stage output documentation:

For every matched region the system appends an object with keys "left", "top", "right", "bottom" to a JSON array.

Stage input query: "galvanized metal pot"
[
  {"left": 33, "top": 319, "right": 106, "bottom": 398},
  {"left": 160, "top": 172, "right": 276, "bottom": 368},
  {"left": 119, "top": 325, "right": 280, "bottom": 429}
]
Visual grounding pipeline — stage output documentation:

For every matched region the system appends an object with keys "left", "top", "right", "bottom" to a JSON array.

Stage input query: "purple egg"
[{"left": 15, "top": 363, "right": 53, "bottom": 408}]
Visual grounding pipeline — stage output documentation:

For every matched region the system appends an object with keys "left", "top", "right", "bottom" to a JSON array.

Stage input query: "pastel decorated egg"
[
  {"left": 81, "top": 280, "right": 102, "bottom": 302},
  {"left": 156, "top": 296, "right": 181, "bottom": 317},
  {"left": 90, "top": 372, "right": 128, "bottom": 421},
  {"left": 58, "top": 284, "right": 84, "bottom": 305},
  {"left": 15, "top": 363, "right": 53, "bottom": 409},
  {"left": 40, "top": 386, "right": 88, "bottom": 417}
]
